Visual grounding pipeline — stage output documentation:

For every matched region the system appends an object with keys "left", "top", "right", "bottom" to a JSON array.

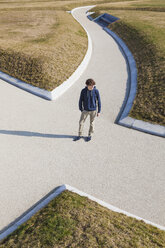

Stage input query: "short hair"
[{"left": 86, "top": 78, "right": 96, "bottom": 86}]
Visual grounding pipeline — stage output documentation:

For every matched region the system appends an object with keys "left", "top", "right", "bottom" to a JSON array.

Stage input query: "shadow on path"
[{"left": 0, "top": 130, "right": 75, "bottom": 139}]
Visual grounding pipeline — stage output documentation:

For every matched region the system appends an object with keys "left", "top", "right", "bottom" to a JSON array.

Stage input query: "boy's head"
[{"left": 86, "top": 79, "right": 95, "bottom": 90}]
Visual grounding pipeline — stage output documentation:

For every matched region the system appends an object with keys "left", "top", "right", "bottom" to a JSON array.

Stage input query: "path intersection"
[{"left": 0, "top": 7, "right": 164, "bottom": 231}]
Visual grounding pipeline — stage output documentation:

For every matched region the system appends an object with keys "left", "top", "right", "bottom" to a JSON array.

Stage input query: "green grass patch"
[
  {"left": 91, "top": 1, "right": 165, "bottom": 125},
  {"left": 0, "top": 190, "right": 165, "bottom": 248}
]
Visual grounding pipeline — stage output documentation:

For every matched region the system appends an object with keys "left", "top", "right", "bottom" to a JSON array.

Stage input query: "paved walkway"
[{"left": 0, "top": 7, "right": 165, "bottom": 230}]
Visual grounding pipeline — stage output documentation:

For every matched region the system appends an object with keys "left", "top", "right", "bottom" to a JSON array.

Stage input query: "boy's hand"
[{"left": 97, "top": 113, "right": 100, "bottom": 117}]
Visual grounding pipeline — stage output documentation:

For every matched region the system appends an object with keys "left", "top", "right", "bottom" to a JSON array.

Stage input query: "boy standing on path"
[{"left": 74, "top": 78, "right": 101, "bottom": 142}]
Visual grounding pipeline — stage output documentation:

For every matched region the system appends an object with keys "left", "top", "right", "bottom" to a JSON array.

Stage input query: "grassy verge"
[
  {"left": 0, "top": 1, "right": 88, "bottom": 91},
  {"left": 1, "top": 0, "right": 164, "bottom": 124},
  {"left": 0, "top": 0, "right": 133, "bottom": 91},
  {"left": 0, "top": 190, "right": 165, "bottom": 248},
  {"left": 91, "top": 0, "right": 165, "bottom": 125}
]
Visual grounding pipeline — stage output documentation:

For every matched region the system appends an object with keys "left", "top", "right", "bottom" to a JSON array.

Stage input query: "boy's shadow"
[{"left": 0, "top": 130, "right": 75, "bottom": 139}]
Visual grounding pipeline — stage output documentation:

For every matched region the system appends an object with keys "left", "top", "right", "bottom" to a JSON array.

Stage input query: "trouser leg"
[
  {"left": 78, "top": 111, "right": 88, "bottom": 136},
  {"left": 88, "top": 111, "right": 97, "bottom": 136}
]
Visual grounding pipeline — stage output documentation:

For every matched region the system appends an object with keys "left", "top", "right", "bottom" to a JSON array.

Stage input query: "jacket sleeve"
[
  {"left": 96, "top": 90, "right": 101, "bottom": 113},
  {"left": 79, "top": 90, "right": 84, "bottom": 111}
]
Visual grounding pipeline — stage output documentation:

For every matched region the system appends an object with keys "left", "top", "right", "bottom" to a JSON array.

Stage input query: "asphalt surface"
[{"left": 0, "top": 7, "right": 165, "bottom": 230}]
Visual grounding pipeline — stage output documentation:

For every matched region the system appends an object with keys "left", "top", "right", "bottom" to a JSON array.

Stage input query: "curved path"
[{"left": 0, "top": 7, "right": 165, "bottom": 231}]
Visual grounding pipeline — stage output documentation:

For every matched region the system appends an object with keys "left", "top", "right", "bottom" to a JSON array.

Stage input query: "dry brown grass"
[
  {"left": 1, "top": 190, "right": 165, "bottom": 248},
  {"left": 93, "top": 0, "right": 165, "bottom": 11},
  {"left": 91, "top": 1, "right": 165, "bottom": 125},
  {"left": 1, "top": 0, "right": 164, "bottom": 124},
  {"left": 0, "top": 1, "right": 88, "bottom": 90},
  {"left": 110, "top": 20, "right": 165, "bottom": 125},
  {"left": 0, "top": 0, "right": 135, "bottom": 91}
]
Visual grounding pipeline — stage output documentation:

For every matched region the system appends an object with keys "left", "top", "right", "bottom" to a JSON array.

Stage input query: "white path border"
[
  {"left": 103, "top": 27, "right": 165, "bottom": 138},
  {"left": 0, "top": 6, "right": 94, "bottom": 101},
  {"left": 0, "top": 184, "right": 165, "bottom": 241},
  {"left": 88, "top": 12, "right": 165, "bottom": 138}
]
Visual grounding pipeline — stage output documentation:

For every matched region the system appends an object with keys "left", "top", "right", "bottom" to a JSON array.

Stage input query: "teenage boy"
[{"left": 74, "top": 78, "right": 101, "bottom": 142}]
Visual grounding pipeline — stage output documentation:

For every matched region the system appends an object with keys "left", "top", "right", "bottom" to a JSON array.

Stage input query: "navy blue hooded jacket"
[{"left": 79, "top": 86, "right": 101, "bottom": 113}]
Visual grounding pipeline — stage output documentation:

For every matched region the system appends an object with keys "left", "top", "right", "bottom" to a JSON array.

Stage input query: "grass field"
[
  {"left": 0, "top": 190, "right": 165, "bottom": 248},
  {"left": 0, "top": 2, "right": 164, "bottom": 247},
  {"left": 0, "top": 0, "right": 89, "bottom": 91},
  {"left": 91, "top": 0, "right": 165, "bottom": 125},
  {"left": 0, "top": 0, "right": 164, "bottom": 125},
  {"left": 0, "top": 0, "right": 133, "bottom": 91}
]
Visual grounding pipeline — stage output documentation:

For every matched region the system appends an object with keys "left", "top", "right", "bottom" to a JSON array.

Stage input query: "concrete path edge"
[
  {"left": 103, "top": 26, "right": 165, "bottom": 138},
  {"left": 87, "top": 12, "right": 165, "bottom": 137},
  {"left": 0, "top": 6, "right": 94, "bottom": 101},
  {"left": 0, "top": 184, "right": 165, "bottom": 241}
]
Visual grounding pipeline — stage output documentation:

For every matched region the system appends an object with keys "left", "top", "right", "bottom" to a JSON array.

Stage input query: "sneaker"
[
  {"left": 73, "top": 136, "right": 82, "bottom": 141},
  {"left": 86, "top": 136, "right": 91, "bottom": 142}
]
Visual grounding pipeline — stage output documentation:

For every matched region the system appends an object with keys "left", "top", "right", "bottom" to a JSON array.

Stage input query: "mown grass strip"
[{"left": 0, "top": 190, "right": 165, "bottom": 248}]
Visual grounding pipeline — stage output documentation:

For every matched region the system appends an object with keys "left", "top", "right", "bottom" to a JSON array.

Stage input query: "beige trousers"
[{"left": 78, "top": 110, "right": 97, "bottom": 137}]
